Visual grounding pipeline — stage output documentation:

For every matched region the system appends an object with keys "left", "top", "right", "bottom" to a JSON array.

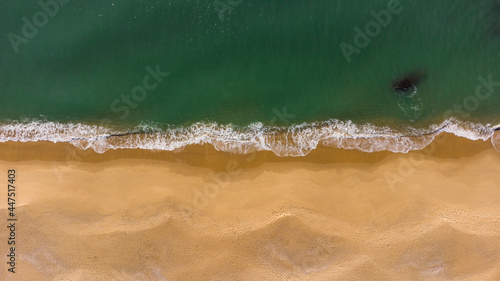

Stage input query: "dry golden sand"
[{"left": 1, "top": 133, "right": 500, "bottom": 280}]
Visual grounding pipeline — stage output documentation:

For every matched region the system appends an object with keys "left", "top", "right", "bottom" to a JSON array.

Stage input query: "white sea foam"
[{"left": 0, "top": 119, "right": 498, "bottom": 156}]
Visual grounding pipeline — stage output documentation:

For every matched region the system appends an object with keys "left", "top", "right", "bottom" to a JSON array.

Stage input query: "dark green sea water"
[{"left": 1, "top": 0, "right": 499, "bottom": 154}]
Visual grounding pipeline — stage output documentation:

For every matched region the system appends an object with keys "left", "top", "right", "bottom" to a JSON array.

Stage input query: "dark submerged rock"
[{"left": 392, "top": 71, "right": 426, "bottom": 94}]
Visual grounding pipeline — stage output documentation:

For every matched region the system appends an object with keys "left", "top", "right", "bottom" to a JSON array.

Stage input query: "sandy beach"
[{"left": 1, "top": 133, "right": 500, "bottom": 280}]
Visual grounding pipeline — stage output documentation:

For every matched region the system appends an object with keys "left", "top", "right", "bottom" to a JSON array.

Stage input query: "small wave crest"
[{"left": 0, "top": 119, "right": 498, "bottom": 156}]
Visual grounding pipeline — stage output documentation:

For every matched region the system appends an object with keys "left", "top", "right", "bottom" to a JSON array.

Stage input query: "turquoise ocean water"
[{"left": 1, "top": 0, "right": 499, "bottom": 155}]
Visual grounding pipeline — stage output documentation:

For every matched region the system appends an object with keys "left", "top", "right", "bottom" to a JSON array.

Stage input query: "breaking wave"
[{"left": 0, "top": 119, "right": 499, "bottom": 156}]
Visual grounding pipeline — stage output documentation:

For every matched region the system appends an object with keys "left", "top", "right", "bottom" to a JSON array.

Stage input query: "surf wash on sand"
[{"left": 0, "top": 119, "right": 499, "bottom": 156}]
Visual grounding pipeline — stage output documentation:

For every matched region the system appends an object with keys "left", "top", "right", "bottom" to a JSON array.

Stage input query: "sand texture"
[{"left": 1, "top": 133, "right": 500, "bottom": 280}]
